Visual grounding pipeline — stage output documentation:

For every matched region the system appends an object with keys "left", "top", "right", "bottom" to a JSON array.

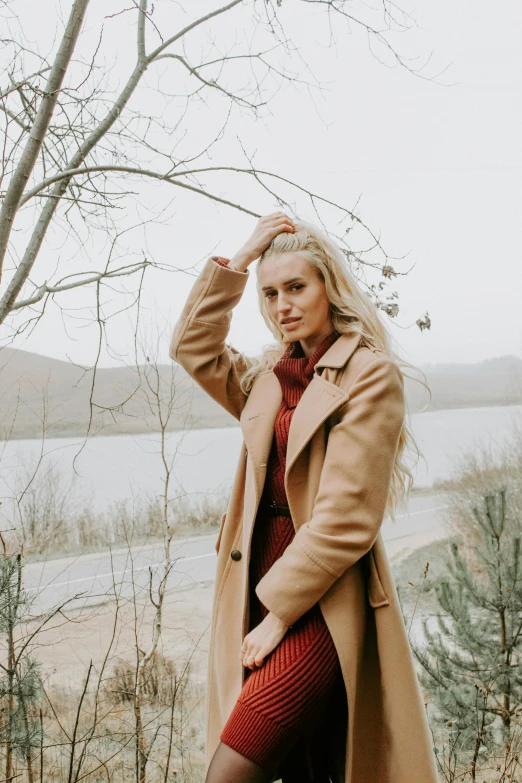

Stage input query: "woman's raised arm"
[
  {"left": 169, "top": 257, "right": 252, "bottom": 419},
  {"left": 169, "top": 213, "right": 295, "bottom": 419}
]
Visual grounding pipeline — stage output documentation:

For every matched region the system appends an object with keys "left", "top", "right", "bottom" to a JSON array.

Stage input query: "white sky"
[{"left": 2, "top": 0, "right": 521, "bottom": 369}]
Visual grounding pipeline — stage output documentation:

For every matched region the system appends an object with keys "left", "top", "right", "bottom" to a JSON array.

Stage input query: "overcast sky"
[{"left": 1, "top": 0, "right": 521, "bottom": 369}]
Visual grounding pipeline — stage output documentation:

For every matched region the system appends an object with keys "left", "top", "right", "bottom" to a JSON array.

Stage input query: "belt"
[{"left": 262, "top": 499, "right": 291, "bottom": 517}]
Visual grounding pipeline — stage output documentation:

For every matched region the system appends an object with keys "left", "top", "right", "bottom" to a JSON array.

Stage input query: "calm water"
[{"left": 1, "top": 405, "right": 521, "bottom": 513}]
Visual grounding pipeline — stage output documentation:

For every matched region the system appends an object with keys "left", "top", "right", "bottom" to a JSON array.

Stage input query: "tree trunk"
[{"left": 0, "top": 0, "right": 90, "bottom": 280}]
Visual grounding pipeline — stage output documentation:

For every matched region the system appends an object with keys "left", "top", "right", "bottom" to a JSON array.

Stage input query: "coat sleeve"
[
  {"left": 255, "top": 354, "right": 405, "bottom": 627},
  {"left": 169, "top": 257, "right": 252, "bottom": 420}
]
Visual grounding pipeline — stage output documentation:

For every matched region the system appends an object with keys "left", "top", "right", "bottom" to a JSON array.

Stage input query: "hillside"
[
  {"left": 0, "top": 347, "right": 233, "bottom": 439},
  {"left": 405, "top": 354, "right": 522, "bottom": 412},
  {"left": 1, "top": 347, "right": 521, "bottom": 440}
]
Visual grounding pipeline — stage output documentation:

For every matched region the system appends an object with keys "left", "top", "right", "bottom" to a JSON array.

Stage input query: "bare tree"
[
  {"left": 130, "top": 324, "right": 195, "bottom": 783},
  {"left": 0, "top": 0, "right": 441, "bottom": 352}
]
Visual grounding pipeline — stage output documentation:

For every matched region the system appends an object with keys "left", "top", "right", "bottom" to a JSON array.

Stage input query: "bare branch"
[
  {"left": 17, "top": 163, "right": 260, "bottom": 213},
  {"left": 146, "top": 0, "right": 244, "bottom": 63},
  {"left": 0, "top": 0, "right": 90, "bottom": 279},
  {"left": 0, "top": 67, "right": 52, "bottom": 101},
  {"left": 154, "top": 53, "right": 266, "bottom": 110},
  {"left": 9, "top": 259, "right": 151, "bottom": 312}
]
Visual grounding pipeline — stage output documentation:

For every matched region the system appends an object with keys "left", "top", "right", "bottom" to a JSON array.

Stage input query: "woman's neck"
[{"left": 298, "top": 328, "right": 336, "bottom": 359}]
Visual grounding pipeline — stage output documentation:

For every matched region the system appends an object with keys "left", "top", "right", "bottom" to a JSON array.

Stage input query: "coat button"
[{"left": 230, "top": 549, "right": 242, "bottom": 561}]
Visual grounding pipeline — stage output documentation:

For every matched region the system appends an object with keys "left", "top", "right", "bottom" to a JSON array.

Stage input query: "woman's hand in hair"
[
  {"left": 240, "top": 611, "right": 290, "bottom": 670},
  {"left": 230, "top": 212, "right": 295, "bottom": 272}
]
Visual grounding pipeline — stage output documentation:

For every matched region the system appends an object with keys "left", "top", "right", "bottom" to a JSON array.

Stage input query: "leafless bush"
[
  {"left": 4, "top": 457, "right": 228, "bottom": 556},
  {"left": 38, "top": 658, "right": 205, "bottom": 782},
  {"left": 0, "top": 544, "right": 209, "bottom": 782},
  {"left": 106, "top": 652, "right": 180, "bottom": 708},
  {"left": 170, "top": 493, "right": 228, "bottom": 534},
  {"left": 431, "top": 714, "right": 522, "bottom": 783},
  {"left": 16, "top": 463, "right": 76, "bottom": 552}
]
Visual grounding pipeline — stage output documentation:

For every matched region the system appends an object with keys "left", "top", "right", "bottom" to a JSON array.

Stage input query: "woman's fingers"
[
  {"left": 242, "top": 647, "right": 259, "bottom": 667},
  {"left": 240, "top": 611, "right": 289, "bottom": 669},
  {"left": 261, "top": 212, "right": 294, "bottom": 226},
  {"left": 253, "top": 651, "right": 266, "bottom": 667},
  {"left": 263, "top": 215, "right": 295, "bottom": 238},
  {"left": 270, "top": 213, "right": 290, "bottom": 221},
  {"left": 240, "top": 645, "right": 270, "bottom": 669},
  {"left": 230, "top": 212, "right": 295, "bottom": 269},
  {"left": 241, "top": 652, "right": 255, "bottom": 670},
  {"left": 240, "top": 642, "right": 261, "bottom": 669}
]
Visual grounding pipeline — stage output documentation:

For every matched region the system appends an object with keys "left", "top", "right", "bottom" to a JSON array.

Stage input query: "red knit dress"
[{"left": 219, "top": 326, "right": 348, "bottom": 781}]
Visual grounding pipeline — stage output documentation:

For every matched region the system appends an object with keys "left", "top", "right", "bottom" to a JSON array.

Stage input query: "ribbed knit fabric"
[{"left": 214, "top": 284, "right": 347, "bottom": 780}]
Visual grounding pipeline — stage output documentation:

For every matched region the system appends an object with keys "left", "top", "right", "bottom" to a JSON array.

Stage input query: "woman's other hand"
[
  {"left": 239, "top": 611, "right": 290, "bottom": 670},
  {"left": 230, "top": 212, "right": 295, "bottom": 272}
]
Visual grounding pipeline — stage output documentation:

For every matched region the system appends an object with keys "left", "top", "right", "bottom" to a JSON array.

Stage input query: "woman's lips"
[{"left": 281, "top": 318, "right": 301, "bottom": 329}]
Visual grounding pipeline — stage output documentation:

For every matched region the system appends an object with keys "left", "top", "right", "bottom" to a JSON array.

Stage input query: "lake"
[{"left": 1, "top": 404, "right": 521, "bottom": 513}]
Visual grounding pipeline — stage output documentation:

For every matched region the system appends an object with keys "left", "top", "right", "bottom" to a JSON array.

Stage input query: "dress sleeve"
[
  {"left": 255, "top": 355, "right": 405, "bottom": 627},
  {"left": 169, "top": 256, "right": 252, "bottom": 420},
  {"left": 212, "top": 256, "right": 233, "bottom": 268}
]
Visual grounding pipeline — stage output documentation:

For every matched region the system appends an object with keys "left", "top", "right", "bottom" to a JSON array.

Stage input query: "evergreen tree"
[
  {"left": 411, "top": 489, "right": 522, "bottom": 778},
  {"left": 0, "top": 553, "right": 43, "bottom": 783}
]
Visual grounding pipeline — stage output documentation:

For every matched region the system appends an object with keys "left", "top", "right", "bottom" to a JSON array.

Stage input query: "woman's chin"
[{"left": 282, "top": 322, "right": 304, "bottom": 338}]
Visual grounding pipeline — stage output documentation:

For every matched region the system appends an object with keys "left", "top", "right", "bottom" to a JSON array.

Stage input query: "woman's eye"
[{"left": 265, "top": 285, "right": 302, "bottom": 298}]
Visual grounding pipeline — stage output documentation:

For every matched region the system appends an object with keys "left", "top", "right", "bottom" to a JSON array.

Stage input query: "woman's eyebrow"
[{"left": 261, "top": 277, "right": 306, "bottom": 291}]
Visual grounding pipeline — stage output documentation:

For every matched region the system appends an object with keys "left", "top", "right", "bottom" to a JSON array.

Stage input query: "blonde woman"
[{"left": 170, "top": 213, "right": 438, "bottom": 783}]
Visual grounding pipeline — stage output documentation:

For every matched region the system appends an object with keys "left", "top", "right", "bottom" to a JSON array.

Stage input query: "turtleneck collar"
[{"left": 272, "top": 331, "right": 339, "bottom": 409}]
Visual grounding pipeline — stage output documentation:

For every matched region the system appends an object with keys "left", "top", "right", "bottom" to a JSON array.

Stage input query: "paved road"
[{"left": 23, "top": 491, "right": 450, "bottom": 616}]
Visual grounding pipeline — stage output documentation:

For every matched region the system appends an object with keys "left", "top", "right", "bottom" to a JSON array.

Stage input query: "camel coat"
[{"left": 169, "top": 258, "right": 439, "bottom": 783}]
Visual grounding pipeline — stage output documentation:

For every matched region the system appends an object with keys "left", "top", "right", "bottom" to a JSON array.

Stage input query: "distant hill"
[
  {"left": 0, "top": 346, "right": 233, "bottom": 440},
  {"left": 0, "top": 347, "right": 521, "bottom": 440},
  {"left": 409, "top": 354, "right": 522, "bottom": 411}
]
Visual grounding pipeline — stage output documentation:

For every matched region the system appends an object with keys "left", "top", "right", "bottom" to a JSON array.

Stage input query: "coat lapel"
[
  {"left": 285, "top": 374, "right": 348, "bottom": 477},
  {"left": 286, "top": 331, "right": 362, "bottom": 476},
  {"left": 315, "top": 330, "right": 362, "bottom": 369},
  {"left": 240, "top": 371, "right": 282, "bottom": 506}
]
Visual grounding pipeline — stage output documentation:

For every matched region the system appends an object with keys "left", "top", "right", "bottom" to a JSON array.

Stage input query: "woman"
[{"left": 169, "top": 213, "right": 438, "bottom": 783}]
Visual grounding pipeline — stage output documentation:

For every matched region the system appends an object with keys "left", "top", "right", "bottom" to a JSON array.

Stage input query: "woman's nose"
[{"left": 277, "top": 294, "right": 291, "bottom": 313}]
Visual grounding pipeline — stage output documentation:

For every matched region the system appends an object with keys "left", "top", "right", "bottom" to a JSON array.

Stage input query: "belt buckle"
[{"left": 269, "top": 499, "right": 277, "bottom": 513}]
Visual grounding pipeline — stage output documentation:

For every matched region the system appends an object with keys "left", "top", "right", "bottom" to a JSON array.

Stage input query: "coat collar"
[
  {"left": 313, "top": 330, "right": 362, "bottom": 370},
  {"left": 240, "top": 330, "right": 363, "bottom": 514}
]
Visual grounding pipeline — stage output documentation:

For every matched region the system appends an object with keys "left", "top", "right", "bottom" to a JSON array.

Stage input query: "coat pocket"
[
  {"left": 364, "top": 547, "right": 390, "bottom": 608},
  {"left": 215, "top": 512, "right": 227, "bottom": 554}
]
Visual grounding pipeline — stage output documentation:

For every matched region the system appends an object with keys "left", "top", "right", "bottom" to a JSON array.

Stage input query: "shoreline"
[
  {"left": 17, "top": 486, "right": 442, "bottom": 566},
  {"left": 2, "top": 399, "right": 521, "bottom": 442}
]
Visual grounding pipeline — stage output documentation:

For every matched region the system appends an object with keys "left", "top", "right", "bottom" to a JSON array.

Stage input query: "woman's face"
[{"left": 258, "top": 252, "right": 333, "bottom": 348}]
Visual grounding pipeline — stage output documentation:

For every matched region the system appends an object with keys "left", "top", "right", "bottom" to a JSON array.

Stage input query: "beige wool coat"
[{"left": 170, "top": 258, "right": 439, "bottom": 783}]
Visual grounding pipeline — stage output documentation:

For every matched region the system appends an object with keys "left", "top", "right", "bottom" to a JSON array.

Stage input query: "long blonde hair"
[{"left": 239, "top": 218, "right": 430, "bottom": 520}]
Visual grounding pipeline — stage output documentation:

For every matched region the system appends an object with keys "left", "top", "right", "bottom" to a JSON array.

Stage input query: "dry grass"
[
  {"left": 39, "top": 664, "right": 207, "bottom": 782},
  {"left": 2, "top": 581, "right": 214, "bottom": 782},
  {"left": 1, "top": 466, "right": 227, "bottom": 559},
  {"left": 36, "top": 668, "right": 206, "bottom": 782}
]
